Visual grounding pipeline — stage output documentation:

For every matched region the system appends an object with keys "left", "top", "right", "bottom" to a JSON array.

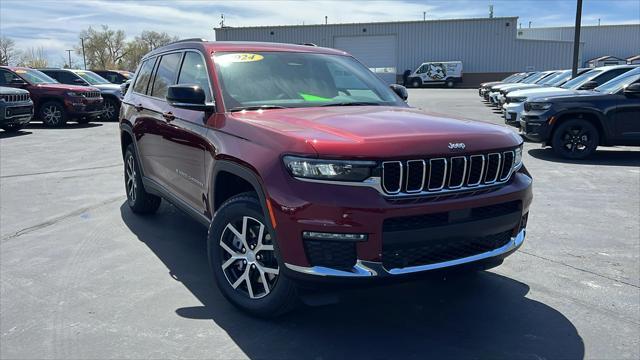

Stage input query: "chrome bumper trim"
[{"left": 285, "top": 229, "right": 526, "bottom": 278}]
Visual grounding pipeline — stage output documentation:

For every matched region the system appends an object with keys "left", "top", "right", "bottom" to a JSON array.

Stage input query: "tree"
[
  {"left": 0, "top": 36, "right": 18, "bottom": 66},
  {"left": 77, "top": 25, "right": 126, "bottom": 70},
  {"left": 17, "top": 47, "right": 48, "bottom": 68},
  {"left": 121, "top": 31, "right": 178, "bottom": 71}
]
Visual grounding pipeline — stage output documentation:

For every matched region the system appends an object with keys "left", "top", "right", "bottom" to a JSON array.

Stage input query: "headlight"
[
  {"left": 527, "top": 102, "right": 552, "bottom": 111},
  {"left": 514, "top": 145, "right": 523, "bottom": 169},
  {"left": 66, "top": 91, "right": 83, "bottom": 97},
  {"left": 283, "top": 156, "right": 376, "bottom": 182},
  {"left": 510, "top": 96, "right": 527, "bottom": 103}
]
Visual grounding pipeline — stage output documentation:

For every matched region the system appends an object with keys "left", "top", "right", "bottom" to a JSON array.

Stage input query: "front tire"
[
  {"left": 446, "top": 80, "right": 454, "bottom": 88},
  {"left": 124, "top": 144, "right": 161, "bottom": 214},
  {"left": 39, "top": 101, "right": 67, "bottom": 127},
  {"left": 411, "top": 78, "right": 422, "bottom": 88},
  {"left": 551, "top": 119, "right": 599, "bottom": 159},
  {"left": 208, "top": 193, "right": 298, "bottom": 317},
  {"left": 103, "top": 98, "right": 120, "bottom": 122}
]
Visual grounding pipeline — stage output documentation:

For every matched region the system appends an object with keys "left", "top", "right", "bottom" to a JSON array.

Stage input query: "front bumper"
[
  {"left": 520, "top": 111, "right": 554, "bottom": 142},
  {"left": 503, "top": 102, "right": 525, "bottom": 127},
  {"left": 64, "top": 98, "right": 105, "bottom": 118},
  {"left": 0, "top": 102, "right": 34, "bottom": 125}
]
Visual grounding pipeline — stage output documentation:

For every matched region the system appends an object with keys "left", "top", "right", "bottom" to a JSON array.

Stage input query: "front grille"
[
  {"left": 304, "top": 240, "right": 356, "bottom": 270},
  {"left": 381, "top": 149, "right": 517, "bottom": 196},
  {"left": 0, "top": 93, "right": 30, "bottom": 102},
  {"left": 382, "top": 231, "right": 512, "bottom": 269}
]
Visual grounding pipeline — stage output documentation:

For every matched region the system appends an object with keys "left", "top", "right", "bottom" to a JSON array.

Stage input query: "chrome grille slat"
[
  {"left": 380, "top": 149, "right": 519, "bottom": 197},
  {"left": 1, "top": 93, "right": 30, "bottom": 102}
]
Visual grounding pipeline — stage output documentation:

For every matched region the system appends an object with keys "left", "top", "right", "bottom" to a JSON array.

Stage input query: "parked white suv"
[{"left": 503, "top": 65, "right": 638, "bottom": 127}]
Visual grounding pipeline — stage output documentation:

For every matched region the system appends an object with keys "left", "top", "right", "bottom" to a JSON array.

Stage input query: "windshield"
[
  {"left": 561, "top": 69, "right": 601, "bottom": 89},
  {"left": 538, "top": 72, "right": 563, "bottom": 85},
  {"left": 544, "top": 71, "right": 572, "bottom": 86},
  {"left": 522, "top": 72, "right": 547, "bottom": 84},
  {"left": 213, "top": 52, "right": 404, "bottom": 110},
  {"left": 74, "top": 71, "right": 110, "bottom": 85},
  {"left": 15, "top": 68, "right": 57, "bottom": 84},
  {"left": 595, "top": 70, "right": 640, "bottom": 93}
]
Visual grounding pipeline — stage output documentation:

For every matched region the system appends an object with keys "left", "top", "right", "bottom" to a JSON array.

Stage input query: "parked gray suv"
[
  {"left": 39, "top": 69, "right": 123, "bottom": 122},
  {"left": 0, "top": 86, "right": 33, "bottom": 132}
]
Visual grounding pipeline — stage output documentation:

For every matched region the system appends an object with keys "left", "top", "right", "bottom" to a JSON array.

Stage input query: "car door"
[
  {"left": 158, "top": 50, "right": 212, "bottom": 215},
  {"left": 612, "top": 81, "right": 640, "bottom": 143}
]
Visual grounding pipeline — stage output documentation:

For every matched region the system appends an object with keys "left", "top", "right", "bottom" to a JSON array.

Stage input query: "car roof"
[
  {"left": 593, "top": 64, "right": 638, "bottom": 71},
  {"left": 143, "top": 40, "right": 348, "bottom": 60}
]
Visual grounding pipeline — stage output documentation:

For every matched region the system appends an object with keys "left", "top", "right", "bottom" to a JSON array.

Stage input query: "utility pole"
[
  {"left": 65, "top": 49, "right": 73, "bottom": 68},
  {"left": 325, "top": 16, "right": 328, "bottom": 25},
  {"left": 598, "top": 18, "right": 601, "bottom": 26},
  {"left": 423, "top": 11, "right": 426, "bottom": 21},
  {"left": 489, "top": 5, "right": 494, "bottom": 18},
  {"left": 80, "top": 38, "right": 87, "bottom": 70},
  {"left": 572, "top": 0, "right": 583, "bottom": 78},
  {"left": 528, "top": 21, "right": 532, "bottom": 28}
]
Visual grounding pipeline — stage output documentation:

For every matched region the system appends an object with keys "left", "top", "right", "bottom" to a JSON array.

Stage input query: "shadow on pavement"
[
  {"left": 0, "top": 130, "right": 32, "bottom": 139},
  {"left": 26, "top": 122, "right": 103, "bottom": 130},
  {"left": 120, "top": 202, "right": 584, "bottom": 359},
  {"left": 528, "top": 147, "right": 640, "bottom": 167}
]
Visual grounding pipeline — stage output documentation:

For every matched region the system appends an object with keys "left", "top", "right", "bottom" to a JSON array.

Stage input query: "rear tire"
[
  {"left": 446, "top": 80, "right": 454, "bottom": 88},
  {"left": 551, "top": 119, "right": 599, "bottom": 159},
  {"left": 103, "top": 98, "right": 120, "bottom": 122},
  {"left": 39, "top": 101, "right": 67, "bottom": 127},
  {"left": 411, "top": 78, "right": 422, "bottom": 88},
  {"left": 208, "top": 193, "right": 298, "bottom": 317},
  {"left": 124, "top": 144, "right": 161, "bottom": 214}
]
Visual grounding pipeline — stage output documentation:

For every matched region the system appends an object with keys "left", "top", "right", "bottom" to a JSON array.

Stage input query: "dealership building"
[{"left": 214, "top": 17, "right": 639, "bottom": 85}]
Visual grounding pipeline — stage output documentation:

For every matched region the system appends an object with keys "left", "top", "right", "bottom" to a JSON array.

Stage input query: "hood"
[
  {"left": 230, "top": 106, "right": 521, "bottom": 158},
  {"left": 535, "top": 90, "right": 602, "bottom": 102},
  {"left": 34, "top": 83, "right": 100, "bottom": 92},
  {"left": 93, "top": 83, "right": 122, "bottom": 92},
  {"left": 502, "top": 84, "right": 540, "bottom": 92},
  {"left": 509, "top": 86, "right": 571, "bottom": 99},
  {"left": 0, "top": 86, "right": 29, "bottom": 95},
  {"left": 481, "top": 81, "right": 506, "bottom": 88}
]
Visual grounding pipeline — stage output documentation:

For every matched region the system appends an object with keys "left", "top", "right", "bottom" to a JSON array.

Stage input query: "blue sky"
[{"left": 1, "top": 0, "right": 639, "bottom": 66}]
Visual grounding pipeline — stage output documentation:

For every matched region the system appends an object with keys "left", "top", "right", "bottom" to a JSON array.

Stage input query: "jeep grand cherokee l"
[
  {"left": 0, "top": 66, "right": 103, "bottom": 127},
  {"left": 120, "top": 40, "right": 533, "bottom": 317},
  {"left": 520, "top": 67, "right": 640, "bottom": 159}
]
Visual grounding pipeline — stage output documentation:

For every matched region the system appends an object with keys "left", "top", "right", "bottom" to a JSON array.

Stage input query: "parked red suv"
[
  {"left": 0, "top": 66, "right": 104, "bottom": 127},
  {"left": 120, "top": 40, "right": 533, "bottom": 316}
]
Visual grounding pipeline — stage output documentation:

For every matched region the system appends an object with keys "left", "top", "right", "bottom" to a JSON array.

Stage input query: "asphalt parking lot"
[{"left": 1, "top": 88, "right": 638, "bottom": 359}]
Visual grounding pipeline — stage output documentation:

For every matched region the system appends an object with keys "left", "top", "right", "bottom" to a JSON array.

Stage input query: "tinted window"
[
  {"left": 132, "top": 59, "right": 156, "bottom": 94},
  {"left": 46, "top": 71, "right": 84, "bottom": 85},
  {"left": 0, "top": 70, "right": 16, "bottom": 85},
  {"left": 151, "top": 52, "right": 182, "bottom": 99},
  {"left": 592, "top": 68, "right": 632, "bottom": 85},
  {"left": 177, "top": 52, "right": 212, "bottom": 101}
]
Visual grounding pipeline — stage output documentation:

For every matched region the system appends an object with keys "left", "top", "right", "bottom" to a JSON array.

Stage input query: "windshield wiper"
[
  {"left": 320, "top": 101, "right": 381, "bottom": 107},
  {"left": 229, "top": 105, "right": 289, "bottom": 112}
]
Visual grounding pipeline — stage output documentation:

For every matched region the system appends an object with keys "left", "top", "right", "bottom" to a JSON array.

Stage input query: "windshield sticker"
[
  {"left": 15, "top": 70, "right": 27, "bottom": 74},
  {"left": 299, "top": 93, "right": 332, "bottom": 102},
  {"left": 216, "top": 53, "right": 264, "bottom": 64}
]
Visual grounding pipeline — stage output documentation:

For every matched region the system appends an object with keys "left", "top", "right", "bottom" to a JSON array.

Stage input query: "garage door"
[{"left": 334, "top": 35, "right": 397, "bottom": 84}]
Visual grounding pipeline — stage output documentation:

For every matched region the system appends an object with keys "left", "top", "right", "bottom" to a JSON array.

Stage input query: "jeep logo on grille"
[{"left": 448, "top": 142, "right": 466, "bottom": 151}]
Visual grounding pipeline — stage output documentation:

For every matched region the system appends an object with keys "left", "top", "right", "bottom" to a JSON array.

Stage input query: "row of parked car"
[
  {"left": 0, "top": 67, "right": 132, "bottom": 132},
  {"left": 479, "top": 64, "right": 640, "bottom": 159}
]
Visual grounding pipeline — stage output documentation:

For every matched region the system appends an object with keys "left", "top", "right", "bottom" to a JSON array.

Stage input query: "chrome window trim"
[
  {"left": 484, "top": 153, "right": 502, "bottom": 184},
  {"left": 381, "top": 161, "right": 403, "bottom": 194},
  {"left": 427, "top": 158, "right": 447, "bottom": 191},
  {"left": 285, "top": 229, "right": 526, "bottom": 277},
  {"left": 500, "top": 150, "right": 515, "bottom": 181},
  {"left": 405, "top": 159, "right": 426, "bottom": 193},
  {"left": 448, "top": 156, "right": 467, "bottom": 189},
  {"left": 467, "top": 154, "right": 485, "bottom": 187}
]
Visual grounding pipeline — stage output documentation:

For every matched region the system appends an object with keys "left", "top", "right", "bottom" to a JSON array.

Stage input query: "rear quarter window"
[{"left": 132, "top": 59, "right": 157, "bottom": 95}]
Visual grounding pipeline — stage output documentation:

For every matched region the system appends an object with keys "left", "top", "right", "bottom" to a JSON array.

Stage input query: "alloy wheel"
[
  {"left": 43, "top": 105, "right": 62, "bottom": 126},
  {"left": 561, "top": 126, "right": 593, "bottom": 154},
  {"left": 219, "top": 216, "right": 279, "bottom": 299},
  {"left": 125, "top": 155, "right": 137, "bottom": 202},
  {"left": 104, "top": 101, "right": 116, "bottom": 121}
]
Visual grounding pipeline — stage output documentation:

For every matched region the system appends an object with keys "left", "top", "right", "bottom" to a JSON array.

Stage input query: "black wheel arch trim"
[{"left": 550, "top": 109, "right": 609, "bottom": 143}]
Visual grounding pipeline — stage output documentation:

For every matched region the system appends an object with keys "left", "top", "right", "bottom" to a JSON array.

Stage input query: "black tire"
[
  {"left": 1, "top": 123, "right": 26, "bottom": 132},
  {"left": 124, "top": 144, "right": 161, "bottom": 214},
  {"left": 446, "top": 80, "right": 455, "bottom": 88},
  {"left": 551, "top": 119, "right": 599, "bottom": 159},
  {"left": 39, "top": 101, "right": 67, "bottom": 127},
  {"left": 208, "top": 192, "right": 298, "bottom": 317},
  {"left": 411, "top": 78, "right": 422, "bottom": 88},
  {"left": 103, "top": 98, "right": 120, "bottom": 122}
]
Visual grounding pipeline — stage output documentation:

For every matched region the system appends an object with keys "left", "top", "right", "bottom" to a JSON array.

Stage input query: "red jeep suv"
[{"left": 120, "top": 40, "right": 533, "bottom": 316}]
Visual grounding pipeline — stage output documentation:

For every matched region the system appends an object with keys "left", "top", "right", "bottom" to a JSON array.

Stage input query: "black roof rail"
[
  {"left": 166, "top": 38, "right": 207, "bottom": 46},
  {"left": 299, "top": 43, "right": 318, "bottom": 47}
]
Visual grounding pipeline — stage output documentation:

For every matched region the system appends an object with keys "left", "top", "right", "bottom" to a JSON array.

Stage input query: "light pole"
[
  {"left": 65, "top": 49, "right": 73, "bottom": 68},
  {"left": 571, "top": 0, "right": 583, "bottom": 78},
  {"left": 81, "top": 37, "right": 87, "bottom": 70}
]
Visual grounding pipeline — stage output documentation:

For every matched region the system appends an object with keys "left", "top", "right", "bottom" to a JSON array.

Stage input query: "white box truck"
[{"left": 406, "top": 61, "right": 463, "bottom": 88}]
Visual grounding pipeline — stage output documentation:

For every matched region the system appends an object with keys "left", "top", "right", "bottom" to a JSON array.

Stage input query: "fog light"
[{"left": 302, "top": 231, "right": 368, "bottom": 241}]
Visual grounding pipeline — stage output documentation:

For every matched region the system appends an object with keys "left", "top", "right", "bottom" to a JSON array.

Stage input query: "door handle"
[
  {"left": 162, "top": 111, "right": 175, "bottom": 122},
  {"left": 134, "top": 104, "right": 144, "bottom": 112}
]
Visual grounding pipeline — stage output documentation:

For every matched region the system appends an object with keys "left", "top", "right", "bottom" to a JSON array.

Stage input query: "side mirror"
[
  {"left": 166, "top": 85, "right": 214, "bottom": 111},
  {"left": 623, "top": 83, "right": 640, "bottom": 95},
  {"left": 10, "top": 78, "right": 27, "bottom": 85},
  {"left": 389, "top": 84, "right": 408, "bottom": 101},
  {"left": 579, "top": 81, "right": 598, "bottom": 90},
  {"left": 120, "top": 80, "right": 131, "bottom": 95},
  {"left": 73, "top": 78, "right": 89, "bottom": 85}
]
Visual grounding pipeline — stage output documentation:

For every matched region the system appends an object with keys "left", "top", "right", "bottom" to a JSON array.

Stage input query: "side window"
[
  {"left": 151, "top": 52, "right": 182, "bottom": 99},
  {"left": 416, "top": 65, "right": 427, "bottom": 74},
  {"left": 0, "top": 70, "right": 15, "bottom": 85},
  {"left": 177, "top": 52, "right": 212, "bottom": 101},
  {"left": 594, "top": 69, "right": 628, "bottom": 85},
  {"left": 132, "top": 59, "right": 156, "bottom": 94}
]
